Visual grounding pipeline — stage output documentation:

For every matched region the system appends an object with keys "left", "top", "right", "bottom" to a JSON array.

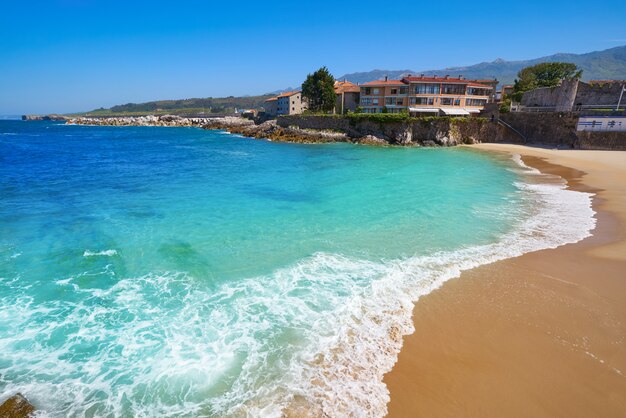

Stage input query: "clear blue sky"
[{"left": 1, "top": 0, "right": 625, "bottom": 114}]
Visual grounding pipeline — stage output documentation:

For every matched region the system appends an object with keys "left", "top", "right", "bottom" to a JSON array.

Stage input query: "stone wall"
[
  {"left": 499, "top": 112, "right": 626, "bottom": 150},
  {"left": 574, "top": 82, "right": 625, "bottom": 107},
  {"left": 575, "top": 131, "right": 626, "bottom": 151},
  {"left": 277, "top": 115, "right": 497, "bottom": 146},
  {"left": 521, "top": 80, "right": 625, "bottom": 111},
  {"left": 521, "top": 79, "right": 578, "bottom": 111}
]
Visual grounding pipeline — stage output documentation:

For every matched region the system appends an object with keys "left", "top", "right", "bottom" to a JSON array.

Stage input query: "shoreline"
[
  {"left": 384, "top": 144, "right": 626, "bottom": 417},
  {"left": 64, "top": 115, "right": 387, "bottom": 145},
  {"left": 63, "top": 114, "right": 494, "bottom": 146}
]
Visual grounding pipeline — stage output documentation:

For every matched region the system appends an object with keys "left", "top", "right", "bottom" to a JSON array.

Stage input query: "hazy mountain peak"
[{"left": 335, "top": 45, "right": 626, "bottom": 86}]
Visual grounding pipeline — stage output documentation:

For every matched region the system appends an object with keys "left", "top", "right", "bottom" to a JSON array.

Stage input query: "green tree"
[
  {"left": 513, "top": 62, "right": 582, "bottom": 101},
  {"left": 301, "top": 66, "right": 336, "bottom": 113}
]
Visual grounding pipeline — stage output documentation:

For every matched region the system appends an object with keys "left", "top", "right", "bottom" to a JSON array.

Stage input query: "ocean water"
[{"left": 0, "top": 121, "right": 595, "bottom": 417}]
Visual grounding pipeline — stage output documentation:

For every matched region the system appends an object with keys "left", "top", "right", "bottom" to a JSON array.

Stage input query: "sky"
[{"left": 1, "top": 0, "right": 625, "bottom": 114}]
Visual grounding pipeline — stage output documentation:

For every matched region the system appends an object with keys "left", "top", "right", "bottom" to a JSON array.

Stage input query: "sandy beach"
[{"left": 385, "top": 144, "right": 626, "bottom": 417}]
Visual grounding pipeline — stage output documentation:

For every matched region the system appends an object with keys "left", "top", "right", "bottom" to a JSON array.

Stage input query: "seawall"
[
  {"left": 277, "top": 115, "right": 497, "bottom": 146},
  {"left": 498, "top": 112, "right": 626, "bottom": 150}
]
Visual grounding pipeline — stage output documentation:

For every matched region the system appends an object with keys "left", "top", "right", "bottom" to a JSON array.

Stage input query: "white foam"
[
  {"left": 0, "top": 155, "right": 595, "bottom": 417},
  {"left": 83, "top": 249, "right": 117, "bottom": 257}
]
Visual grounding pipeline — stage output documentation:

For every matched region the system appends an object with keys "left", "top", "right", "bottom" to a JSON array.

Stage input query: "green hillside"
[{"left": 77, "top": 95, "right": 273, "bottom": 117}]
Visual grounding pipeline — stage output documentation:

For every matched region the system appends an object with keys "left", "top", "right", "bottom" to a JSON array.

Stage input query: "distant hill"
[
  {"left": 79, "top": 95, "right": 274, "bottom": 117},
  {"left": 336, "top": 45, "right": 626, "bottom": 86}
]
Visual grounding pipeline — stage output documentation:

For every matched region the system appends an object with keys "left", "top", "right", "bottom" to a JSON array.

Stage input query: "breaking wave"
[{"left": 0, "top": 155, "right": 595, "bottom": 417}]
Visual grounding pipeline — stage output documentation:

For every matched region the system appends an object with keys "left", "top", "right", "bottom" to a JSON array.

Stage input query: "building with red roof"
[
  {"left": 263, "top": 91, "right": 307, "bottom": 117},
  {"left": 334, "top": 80, "right": 361, "bottom": 114},
  {"left": 359, "top": 75, "right": 496, "bottom": 116}
]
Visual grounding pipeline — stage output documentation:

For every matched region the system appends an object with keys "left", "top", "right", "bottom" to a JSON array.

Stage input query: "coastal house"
[
  {"left": 359, "top": 75, "right": 495, "bottom": 116},
  {"left": 334, "top": 80, "right": 361, "bottom": 114},
  {"left": 263, "top": 91, "right": 307, "bottom": 117}
]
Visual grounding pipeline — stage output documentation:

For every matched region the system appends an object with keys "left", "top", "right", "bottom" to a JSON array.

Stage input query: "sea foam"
[
  {"left": 83, "top": 249, "right": 118, "bottom": 257},
  {"left": 0, "top": 155, "right": 595, "bottom": 418}
]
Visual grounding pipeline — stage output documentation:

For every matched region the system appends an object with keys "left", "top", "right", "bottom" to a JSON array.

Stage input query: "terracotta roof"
[
  {"left": 361, "top": 79, "right": 407, "bottom": 87},
  {"left": 264, "top": 97, "right": 278, "bottom": 102},
  {"left": 471, "top": 79, "right": 499, "bottom": 84},
  {"left": 277, "top": 91, "right": 300, "bottom": 98},
  {"left": 335, "top": 80, "right": 360, "bottom": 93},
  {"left": 403, "top": 76, "right": 467, "bottom": 84}
]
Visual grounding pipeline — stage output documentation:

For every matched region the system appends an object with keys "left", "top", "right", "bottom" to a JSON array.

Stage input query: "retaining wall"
[{"left": 277, "top": 115, "right": 497, "bottom": 146}]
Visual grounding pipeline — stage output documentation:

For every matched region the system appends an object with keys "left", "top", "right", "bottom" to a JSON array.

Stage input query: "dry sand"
[{"left": 384, "top": 144, "right": 626, "bottom": 417}]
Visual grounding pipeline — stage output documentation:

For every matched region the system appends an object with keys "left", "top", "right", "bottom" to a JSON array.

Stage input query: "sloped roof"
[
  {"left": 277, "top": 91, "right": 300, "bottom": 98},
  {"left": 361, "top": 79, "right": 408, "bottom": 87},
  {"left": 335, "top": 80, "right": 360, "bottom": 93}
]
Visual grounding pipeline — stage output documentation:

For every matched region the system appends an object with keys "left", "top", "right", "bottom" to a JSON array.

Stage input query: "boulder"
[
  {"left": 0, "top": 393, "right": 35, "bottom": 417},
  {"left": 158, "top": 114, "right": 184, "bottom": 123}
]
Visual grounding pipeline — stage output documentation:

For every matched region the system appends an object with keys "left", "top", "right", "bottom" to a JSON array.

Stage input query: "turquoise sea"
[{"left": 0, "top": 121, "right": 594, "bottom": 417}]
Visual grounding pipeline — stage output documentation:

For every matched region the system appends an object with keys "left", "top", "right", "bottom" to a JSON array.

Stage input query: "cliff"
[{"left": 277, "top": 114, "right": 497, "bottom": 146}]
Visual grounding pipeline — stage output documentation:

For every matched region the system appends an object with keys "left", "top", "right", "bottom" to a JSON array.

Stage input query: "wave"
[
  {"left": 0, "top": 155, "right": 595, "bottom": 417},
  {"left": 83, "top": 249, "right": 118, "bottom": 257}
]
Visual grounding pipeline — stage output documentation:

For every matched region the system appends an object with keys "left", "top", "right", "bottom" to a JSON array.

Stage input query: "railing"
[
  {"left": 512, "top": 104, "right": 625, "bottom": 113},
  {"left": 497, "top": 118, "right": 527, "bottom": 143},
  {"left": 512, "top": 105, "right": 557, "bottom": 112},
  {"left": 574, "top": 104, "right": 625, "bottom": 111}
]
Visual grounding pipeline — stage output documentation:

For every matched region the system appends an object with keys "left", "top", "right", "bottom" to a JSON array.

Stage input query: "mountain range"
[{"left": 335, "top": 45, "right": 626, "bottom": 86}]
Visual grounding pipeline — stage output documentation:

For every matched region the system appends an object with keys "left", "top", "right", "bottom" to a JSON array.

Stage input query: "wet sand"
[{"left": 385, "top": 144, "right": 626, "bottom": 417}]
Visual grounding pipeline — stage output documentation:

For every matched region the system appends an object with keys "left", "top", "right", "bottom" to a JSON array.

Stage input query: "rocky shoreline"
[
  {"left": 66, "top": 114, "right": 495, "bottom": 146},
  {"left": 66, "top": 115, "right": 390, "bottom": 145}
]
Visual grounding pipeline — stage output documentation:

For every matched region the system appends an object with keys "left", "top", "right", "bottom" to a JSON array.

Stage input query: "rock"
[
  {"left": 358, "top": 135, "right": 387, "bottom": 145},
  {"left": 21, "top": 114, "right": 68, "bottom": 121},
  {"left": 0, "top": 393, "right": 35, "bottom": 418},
  {"left": 158, "top": 114, "right": 183, "bottom": 123}
]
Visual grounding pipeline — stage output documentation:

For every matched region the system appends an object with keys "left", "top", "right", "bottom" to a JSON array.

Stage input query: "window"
[
  {"left": 441, "top": 84, "right": 466, "bottom": 95},
  {"left": 467, "top": 88, "right": 490, "bottom": 96},
  {"left": 372, "top": 88, "right": 380, "bottom": 95},
  {"left": 361, "top": 98, "right": 372, "bottom": 105},
  {"left": 396, "top": 98, "right": 403, "bottom": 105},
  {"left": 385, "top": 98, "right": 394, "bottom": 105},
  {"left": 454, "top": 99, "right": 461, "bottom": 106},
  {"left": 365, "top": 88, "right": 371, "bottom": 95},
  {"left": 413, "top": 83, "right": 440, "bottom": 94},
  {"left": 372, "top": 98, "right": 379, "bottom": 105},
  {"left": 440, "top": 98, "right": 453, "bottom": 106},
  {"left": 410, "top": 97, "right": 434, "bottom": 105},
  {"left": 399, "top": 87, "right": 407, "bottom": 95},
  {"left": 391, "top": 88, "right": 398, "bottom": 95},
  {"left": 466, "top": 98, "right": 487, "bottom": 107}
]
